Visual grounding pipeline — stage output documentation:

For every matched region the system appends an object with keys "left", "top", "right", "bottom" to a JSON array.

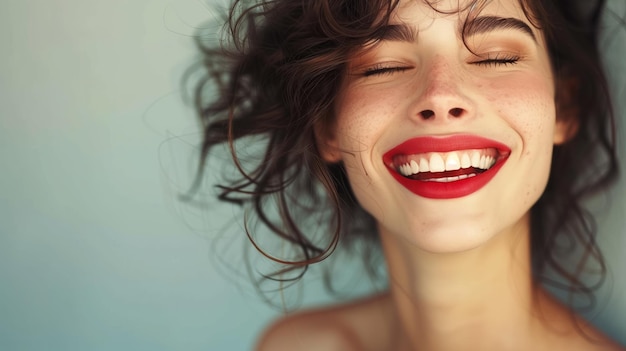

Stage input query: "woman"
[{"left": 192, "top": 0, "right": 624, "bottom": 349}]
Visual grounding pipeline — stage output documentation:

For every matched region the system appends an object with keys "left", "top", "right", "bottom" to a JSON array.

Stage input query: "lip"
[{"left": 383, "top": 135, "right": 511, "bottom": 199}]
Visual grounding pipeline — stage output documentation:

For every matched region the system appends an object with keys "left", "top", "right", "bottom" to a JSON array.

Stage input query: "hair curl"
[{"left": 190, "top": 0, "right": 618, "bottom": 306}]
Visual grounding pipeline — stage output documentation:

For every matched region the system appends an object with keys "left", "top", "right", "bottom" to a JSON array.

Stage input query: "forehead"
[
  {"left": 388, "top": 0, "right": 541, "bottom": 41},
  {"left": 393, "top": 0, "right": 530, "bottom": 24}
]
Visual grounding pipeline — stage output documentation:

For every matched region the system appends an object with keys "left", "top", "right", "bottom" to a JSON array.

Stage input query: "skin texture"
[
  {"left": 324, "top": 0, "right": 559, "bottom": 253},
  {"left": 256, "top": 0, "right": 624, "bottom": 350}
]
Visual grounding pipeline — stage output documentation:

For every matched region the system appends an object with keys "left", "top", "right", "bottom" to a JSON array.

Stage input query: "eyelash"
[
  {"left": 472, "top": 54, "right": 521, "bottom": 67},
  {"left": 362, "top": 53, "right": 520, "bottom": 77},
  {"left": 362, "top": 65, "right": 412, "bottom": 77}
]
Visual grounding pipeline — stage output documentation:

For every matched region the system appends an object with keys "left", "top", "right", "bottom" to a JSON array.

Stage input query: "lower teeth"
[{"left": 424, "top": 173, "right": 477, "bottom": 182}]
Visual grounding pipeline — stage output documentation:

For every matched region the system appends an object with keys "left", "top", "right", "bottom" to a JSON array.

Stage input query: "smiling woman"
[
  {"left": 191, "top": 0, "right": 624, "bottom": 350},
  {"left": 323, "top": 0, "right": 563, "bottom": 258}
]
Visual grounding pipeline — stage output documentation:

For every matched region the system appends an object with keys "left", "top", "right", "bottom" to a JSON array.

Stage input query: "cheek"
[
  {"left": 484, "top": 75, "right": 556, "bottom": 206},
  {"left": 334, "top": 90, "right": 399, "bottom": 152},
  {"left": 488, "top": 74, "right": 556, "bottom": 144},
  {"left": 333, "top": 90, "right": 401, "bottom": 211}
]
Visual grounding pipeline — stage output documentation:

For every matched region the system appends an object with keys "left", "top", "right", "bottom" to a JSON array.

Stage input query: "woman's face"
[{"left": 320, "top": 0, "right": 571, "bottom": 252}]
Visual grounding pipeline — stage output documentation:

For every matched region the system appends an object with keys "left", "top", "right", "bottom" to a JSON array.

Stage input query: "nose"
[{"left": 410, "top": 56, "right": 474, "bottom": 122}]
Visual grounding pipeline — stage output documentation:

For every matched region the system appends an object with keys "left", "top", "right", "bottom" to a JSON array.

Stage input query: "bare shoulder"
[
  {"left": 572, "top": 323, "right": 626, "bottom": 351},
  {"left": 254, "top": 310, "right": 360, "bottom": 351},
  {"left": 562, "top": 326, "right": 626, "bottom": 351},
  {"left": 538, "top": 291, "right": 625, "bottom": 351},
  {"left": 255, "top": 293, "right": 394, "bottom": 351}
]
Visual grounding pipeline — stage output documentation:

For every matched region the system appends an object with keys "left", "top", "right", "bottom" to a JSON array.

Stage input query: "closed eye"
[
  {"left": 472, "top": 53, "right": 520, "bottom": 67},
  {"left": 363, "top": 65, "right": 413, "bottom": 77}
]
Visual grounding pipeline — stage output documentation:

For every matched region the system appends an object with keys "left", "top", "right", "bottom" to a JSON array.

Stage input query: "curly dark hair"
[{"left": 190, "top": 0, "right": 618, "bottom": 307}]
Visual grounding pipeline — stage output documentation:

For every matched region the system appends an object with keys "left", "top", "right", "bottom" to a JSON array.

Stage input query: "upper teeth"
[{"left": 395, "top": 149, "right": 496, "bottom": 177}]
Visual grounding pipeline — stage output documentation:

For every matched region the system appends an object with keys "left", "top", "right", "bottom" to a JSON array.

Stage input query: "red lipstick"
[{"left": 383, "top": 135, "right": 511, "bottom": 199}]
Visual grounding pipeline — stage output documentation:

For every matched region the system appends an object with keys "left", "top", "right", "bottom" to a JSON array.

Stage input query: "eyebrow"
[
  {"left": 373, "top": 24, "right": 417, "bottom": 42},
  {"left": 463, "top": 16, "right": 537, "bottom": 42},
  {"left": 373, "top": 16, "right": 536, "bottom": 44}
]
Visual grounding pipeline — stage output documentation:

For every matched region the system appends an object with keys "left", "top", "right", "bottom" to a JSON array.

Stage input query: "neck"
[{"left": 380, "top": 215, "right": 541, "bottom": 350}]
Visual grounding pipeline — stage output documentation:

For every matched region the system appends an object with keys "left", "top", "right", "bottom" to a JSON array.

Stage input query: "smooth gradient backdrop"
[{"left": 1, "top": 0, "right": 625, "bottom": 350}]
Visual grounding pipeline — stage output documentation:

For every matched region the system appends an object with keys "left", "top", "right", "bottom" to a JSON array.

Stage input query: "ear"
[
  {"left": 553, "top": 72, "right": 580, "bottom": 145},
  {"left": 553, "top": 118, "right": 578, "bottom": 145},
  {"left": 314, "top": 118, "right": 342, "bottom": 163}
]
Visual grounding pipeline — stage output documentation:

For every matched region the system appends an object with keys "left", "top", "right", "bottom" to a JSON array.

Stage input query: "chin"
[
  {"left": 381, "top": 211, "right": 527, "bottom": 255},
  {"left": 403, "top": 225, "right": 497, "bottom": 254}
]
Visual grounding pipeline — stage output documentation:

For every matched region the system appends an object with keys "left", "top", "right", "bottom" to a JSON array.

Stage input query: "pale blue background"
[{"left": 0, "top": 0, "right": 624, "bottom": 350}]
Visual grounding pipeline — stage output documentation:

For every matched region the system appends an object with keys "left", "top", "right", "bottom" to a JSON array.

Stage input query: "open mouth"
[
  {"left": 382, "top": 135, "right": 511, "bottom": 199},
  {"left": 390, "top": 148, "right": 501, "bottom": 182}
]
